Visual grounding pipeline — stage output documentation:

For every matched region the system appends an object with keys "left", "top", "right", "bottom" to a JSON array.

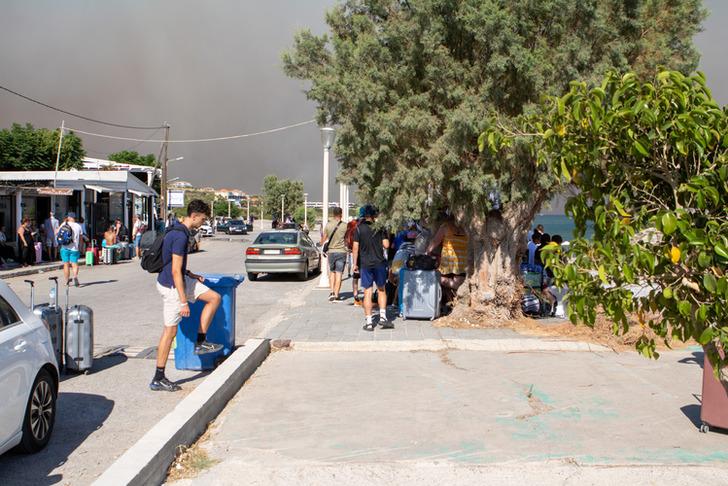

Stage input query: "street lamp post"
[
  {"left": 304, "top": 193, "right": 309, "bottom": 228},
  {"left": 318, "top": 127, "right": 335, "bottom": 288},
  {"left": 246, "top": 196, "right": 250, "bottom": 223}
]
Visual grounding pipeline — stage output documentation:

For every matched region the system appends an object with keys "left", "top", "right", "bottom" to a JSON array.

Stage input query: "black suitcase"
[{"left": 26, "top": 277, "right": 64, "bottom": 369}]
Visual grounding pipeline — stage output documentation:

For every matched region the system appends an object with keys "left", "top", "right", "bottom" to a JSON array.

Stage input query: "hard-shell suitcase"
[
  {"left": 700, "top": 351, "right": 728, "bottom": 433},
  {"left": 86, "top": 240, "right": 98, "bottom": 266},
  {"left": 398, "top": 268, "right": 441, "bottom": 320},
  {"left": 102, "top": 247, "right": 117, "bottom": 264},
  {"left": 118, "top": 242, "right": 131, "bottom": 260},
  {"left": 64, "top": 285, "right": 94, "bottom": 373},
  {"left": 26, "top": 277, "right": 63, "bottom": 368},
  {"left": 34, "top": 242, "right": 43, "bottom": 263}
]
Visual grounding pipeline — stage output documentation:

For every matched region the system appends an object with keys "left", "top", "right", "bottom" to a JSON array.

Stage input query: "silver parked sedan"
[{"left": 245, "top": 230, "right": 321, "bottom": 281}]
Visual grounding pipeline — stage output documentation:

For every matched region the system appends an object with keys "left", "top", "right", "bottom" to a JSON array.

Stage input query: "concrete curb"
[
  {"left": 291, "top": 338, "right": 609, "bottom": 353},
  {"left": 0, "top": 263, "right": 64, "bottom": 279},
  {"left": 92, "top": 338, "right": 271, "bottom": 486}
]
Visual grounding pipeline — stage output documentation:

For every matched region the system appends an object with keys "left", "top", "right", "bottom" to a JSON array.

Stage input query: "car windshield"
[
  {"left": 255, "top": 233, "right": 298, "bottom": 245},
  {"left": 229, "top": 221, "right": 244, "bottom": 226}
]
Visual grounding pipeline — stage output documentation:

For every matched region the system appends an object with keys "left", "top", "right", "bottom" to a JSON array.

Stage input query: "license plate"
[{"left": 263, "top": 249, "right": 279, "bottom": 255}]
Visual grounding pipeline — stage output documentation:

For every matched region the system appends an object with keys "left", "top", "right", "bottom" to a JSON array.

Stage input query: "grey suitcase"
[
  {"left": 26, "top": 277, "right": 64, "bottom": 369},
  {"left": 118, "top": 242, "right": 131, "bottom": 260},
  {"left": 64, "top": 285, "right": 94, "bottom": 373},
  {"left": 399, "top": 268, "right": 441, "bottom": 320}
]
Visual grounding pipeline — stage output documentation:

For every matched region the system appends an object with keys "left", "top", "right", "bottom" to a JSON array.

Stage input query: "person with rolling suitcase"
[
  {"left": 352, "top": 205, "right": 391, "bottom": 331},
  {"left": 143, "top": 199, "right": 222, "bottom": 392}
]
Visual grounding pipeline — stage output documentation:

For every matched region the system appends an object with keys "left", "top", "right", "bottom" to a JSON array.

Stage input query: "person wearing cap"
[
  {"left": 352, "top": 205, "right": 391, "bottom": 331},
  {"left": 60, "top": 212, "right": 84, "bottom": 287},
  {"left": 346, "top": 207, "right": 366, "bottom": 306}
]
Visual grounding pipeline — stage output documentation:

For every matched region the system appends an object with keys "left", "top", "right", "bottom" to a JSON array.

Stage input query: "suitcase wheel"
[{"left": 700, "top": 423, "right": 710, "bottom": 434}]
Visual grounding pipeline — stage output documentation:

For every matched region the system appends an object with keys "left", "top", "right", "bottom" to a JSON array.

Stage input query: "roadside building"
[{"left": 0, "top": 170, "right": 157, "bottom": 243}]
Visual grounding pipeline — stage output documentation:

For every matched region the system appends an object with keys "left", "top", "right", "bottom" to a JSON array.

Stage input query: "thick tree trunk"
[{"left": 457, "top": 198, "right": 545, "bottom": 321}]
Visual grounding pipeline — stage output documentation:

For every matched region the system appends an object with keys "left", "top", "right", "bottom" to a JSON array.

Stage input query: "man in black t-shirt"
[{"left": 352, "top": 205, "right": 391, "bottom": 331}]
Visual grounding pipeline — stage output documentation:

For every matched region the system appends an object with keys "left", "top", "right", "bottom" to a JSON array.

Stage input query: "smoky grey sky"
[{"left": 1, "top": 0, "right": 726, "bottom": 201}]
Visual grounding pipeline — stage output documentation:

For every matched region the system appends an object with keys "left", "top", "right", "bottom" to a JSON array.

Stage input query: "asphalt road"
[{"left": 0, "top": 232, "right": 316, "bottom": 485}]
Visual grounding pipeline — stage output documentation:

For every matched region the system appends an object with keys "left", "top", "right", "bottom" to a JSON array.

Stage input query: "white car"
[
  {"left": 199, "top": 223, "right": 214, "bottom": 237},
  {"left": 0, "top": 281, "right": 59, "bottom": 455}
]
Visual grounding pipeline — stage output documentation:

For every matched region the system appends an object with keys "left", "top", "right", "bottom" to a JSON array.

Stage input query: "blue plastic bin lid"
[{"left": 201, "top": 273, "right": 245, "bottom": 287}]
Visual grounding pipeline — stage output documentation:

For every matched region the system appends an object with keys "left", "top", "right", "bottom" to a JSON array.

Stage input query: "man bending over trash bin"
[{"left": 151, "top": 199, "right": 222, "bottom": 392}]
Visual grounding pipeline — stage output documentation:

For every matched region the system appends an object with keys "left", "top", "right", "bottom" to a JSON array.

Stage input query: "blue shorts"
[
  {"left": 60, "top": 247, "right": 80, "bottom": 263},
  {"left": 360, "top": 264, "right": 388, "bottom": 290}
]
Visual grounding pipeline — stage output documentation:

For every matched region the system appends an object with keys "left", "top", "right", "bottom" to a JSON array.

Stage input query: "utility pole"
[
  {"left": 53, "top": 120, "right": 65, "bottom": 188},
  {"left": 159, "top": 123, "right": 170, "bottom": 223},
  {"left": 228, "top": 199, "right": 231, "bottom": 218},
  {"left": 246, "top": 196, "right": 250, "bottom": 222}
]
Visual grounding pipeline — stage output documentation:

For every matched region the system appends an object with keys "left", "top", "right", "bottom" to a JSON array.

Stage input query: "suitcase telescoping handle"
[
  {"left": 24, "top": 279, "right": 35, "bottom": 309},
  {"left": 48, "top": 276, "right": 59, "bottom": 307}
]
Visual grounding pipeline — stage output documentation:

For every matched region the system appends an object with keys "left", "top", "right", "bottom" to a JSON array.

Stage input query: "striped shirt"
[{"left": 439, "top": 226, "right": 468, "bottom": 275}]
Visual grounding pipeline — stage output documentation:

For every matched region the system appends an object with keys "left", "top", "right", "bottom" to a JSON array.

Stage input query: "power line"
[
  {"left": 66, "top": 119, "right": 316, "bottom": 143},
  {"left": 0, "top": 84, "right": 166, "bottom": 130}
]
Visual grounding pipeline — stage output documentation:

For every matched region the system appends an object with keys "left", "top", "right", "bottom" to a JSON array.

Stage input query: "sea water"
[{"left": 531, "top": 214, "right": 594, "bottom": 242}]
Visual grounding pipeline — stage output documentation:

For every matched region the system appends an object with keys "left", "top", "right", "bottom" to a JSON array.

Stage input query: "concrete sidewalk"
[
  {"left": 264, "top": 278, "right": 533, "bottom": 343},
  {"left": 174, "top": 346, "right": 726, "bottom": 485}
]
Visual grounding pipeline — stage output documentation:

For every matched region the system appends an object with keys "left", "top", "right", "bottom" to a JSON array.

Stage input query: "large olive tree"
[{"left": 284, "top": 0, "right": 705, "bottom": 318}]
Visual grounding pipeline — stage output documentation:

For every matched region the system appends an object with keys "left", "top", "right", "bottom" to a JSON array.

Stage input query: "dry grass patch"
[
  {"left": 167, "top": 427, "right": 218, "bottom": 482},
  {"left": 435, "top": 306, "right": 695, "bottom": 353}
]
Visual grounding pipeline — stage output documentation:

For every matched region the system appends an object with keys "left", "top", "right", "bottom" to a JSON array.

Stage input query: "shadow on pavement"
[
  {"left": 0, "top": 392, "right": 114, "bottom": 486},
  {"left": 80, "top": 279, "right": 118, "bottom": 288},
  {"left": 175, "top": 371, "right": 212, "bottom": 385},
  {"left": 681, "top": 404, "right": 702, "bottom": 429},
  {"left": 60, "top": 354, "right": 128, "bottom": 382},
  {"left": 678, "top": 351, "right": 704, "bottom": 368}
]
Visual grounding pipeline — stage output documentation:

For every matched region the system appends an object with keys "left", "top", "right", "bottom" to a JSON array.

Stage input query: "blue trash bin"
[{"left": 174, "top": 273, "right": 245, "bottom": 370}]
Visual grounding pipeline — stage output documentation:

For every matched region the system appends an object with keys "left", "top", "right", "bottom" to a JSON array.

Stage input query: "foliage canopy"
[
  {"left": 108, "top": 150, "right": 157, "bottom": 167},
  {"left": 0, "top": 123, "right": 85, "bottom": 171},
  {"left": 261, "top": 175, "right": 305, "bottom": 221},
  {"left": 488, "top": 70, "right": 727, "bottom": 367},
  {"left": 284, "top": 0, "right": 706, "bottom": 226}
]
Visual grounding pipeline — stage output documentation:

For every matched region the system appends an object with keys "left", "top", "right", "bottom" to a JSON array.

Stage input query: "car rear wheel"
[
  {"left": 18, "top": 369, "right": 56, "bottom": 453},
  {"left": 299, "top": 262, "right": 309, "bottom": 281},
  {"left": 247, "top": 272, "right": 258, "bottom": 281}
]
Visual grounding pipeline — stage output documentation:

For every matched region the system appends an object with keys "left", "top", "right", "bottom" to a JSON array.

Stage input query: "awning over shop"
[
  {"left": 85, "top": 184, "right": 119, "bottom": 193},
  {"left": 0, "top": 170, "right": 158, "bottom": 197}
]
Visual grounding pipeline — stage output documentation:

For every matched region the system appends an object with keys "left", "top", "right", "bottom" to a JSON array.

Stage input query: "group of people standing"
[{"left": 321, "top": 206, "right": 469, "bottom": 331}]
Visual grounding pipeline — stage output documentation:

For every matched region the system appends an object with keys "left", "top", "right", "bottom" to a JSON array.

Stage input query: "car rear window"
[{"left": 255, "top": 233, "right": 298, "bottom": 245}]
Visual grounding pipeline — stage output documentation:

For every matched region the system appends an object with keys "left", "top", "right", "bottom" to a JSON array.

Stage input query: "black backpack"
[
  {"left": 406, "top": 254, "right": 438, "bottom": 271},
  {"left": 140, "top": 226, "right": 185, "bottom": 274}
]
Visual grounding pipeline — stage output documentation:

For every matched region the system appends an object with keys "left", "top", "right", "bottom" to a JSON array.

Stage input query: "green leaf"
[
  {"left": 698, "top": 252, "right": 712, "bottom": 268},
  {"left": 715, "top": 243, "right": 728, "bottom": 260},
  {"left": 677, "top": 300, "right": 691, "bottom": 317},
  {"left": 633, "top": 140, "right": 649, "bottom": 156},
  {"left": 698, "top": 327, "right": 714, "bottom": 345},
  {"left": 598, "top": 265, "right": 607, "bottom": 284},
  {"left": 561, "top": 159, "right": 571, "bottom": 182},
  {"left": 704, "top": 274, "right": 718, "bottom": 294},
  {"left": 662, "top": 287, "right": 673, "bottom": 299},
  {"left": 612, "top": 198, "right": 630, "bottom": 218},
  {"left": 661, "top": 212, "right": 678, "bottom": 235}
]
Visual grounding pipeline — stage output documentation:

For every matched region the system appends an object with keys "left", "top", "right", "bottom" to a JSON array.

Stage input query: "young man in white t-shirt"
[{"left": 60, "top": 212, "right": 83, "bottom": 287}]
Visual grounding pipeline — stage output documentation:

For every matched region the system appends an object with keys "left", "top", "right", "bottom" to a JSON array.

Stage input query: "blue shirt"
[{"left": 157, "top": 223, "right": 190, "bottom": 288}]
